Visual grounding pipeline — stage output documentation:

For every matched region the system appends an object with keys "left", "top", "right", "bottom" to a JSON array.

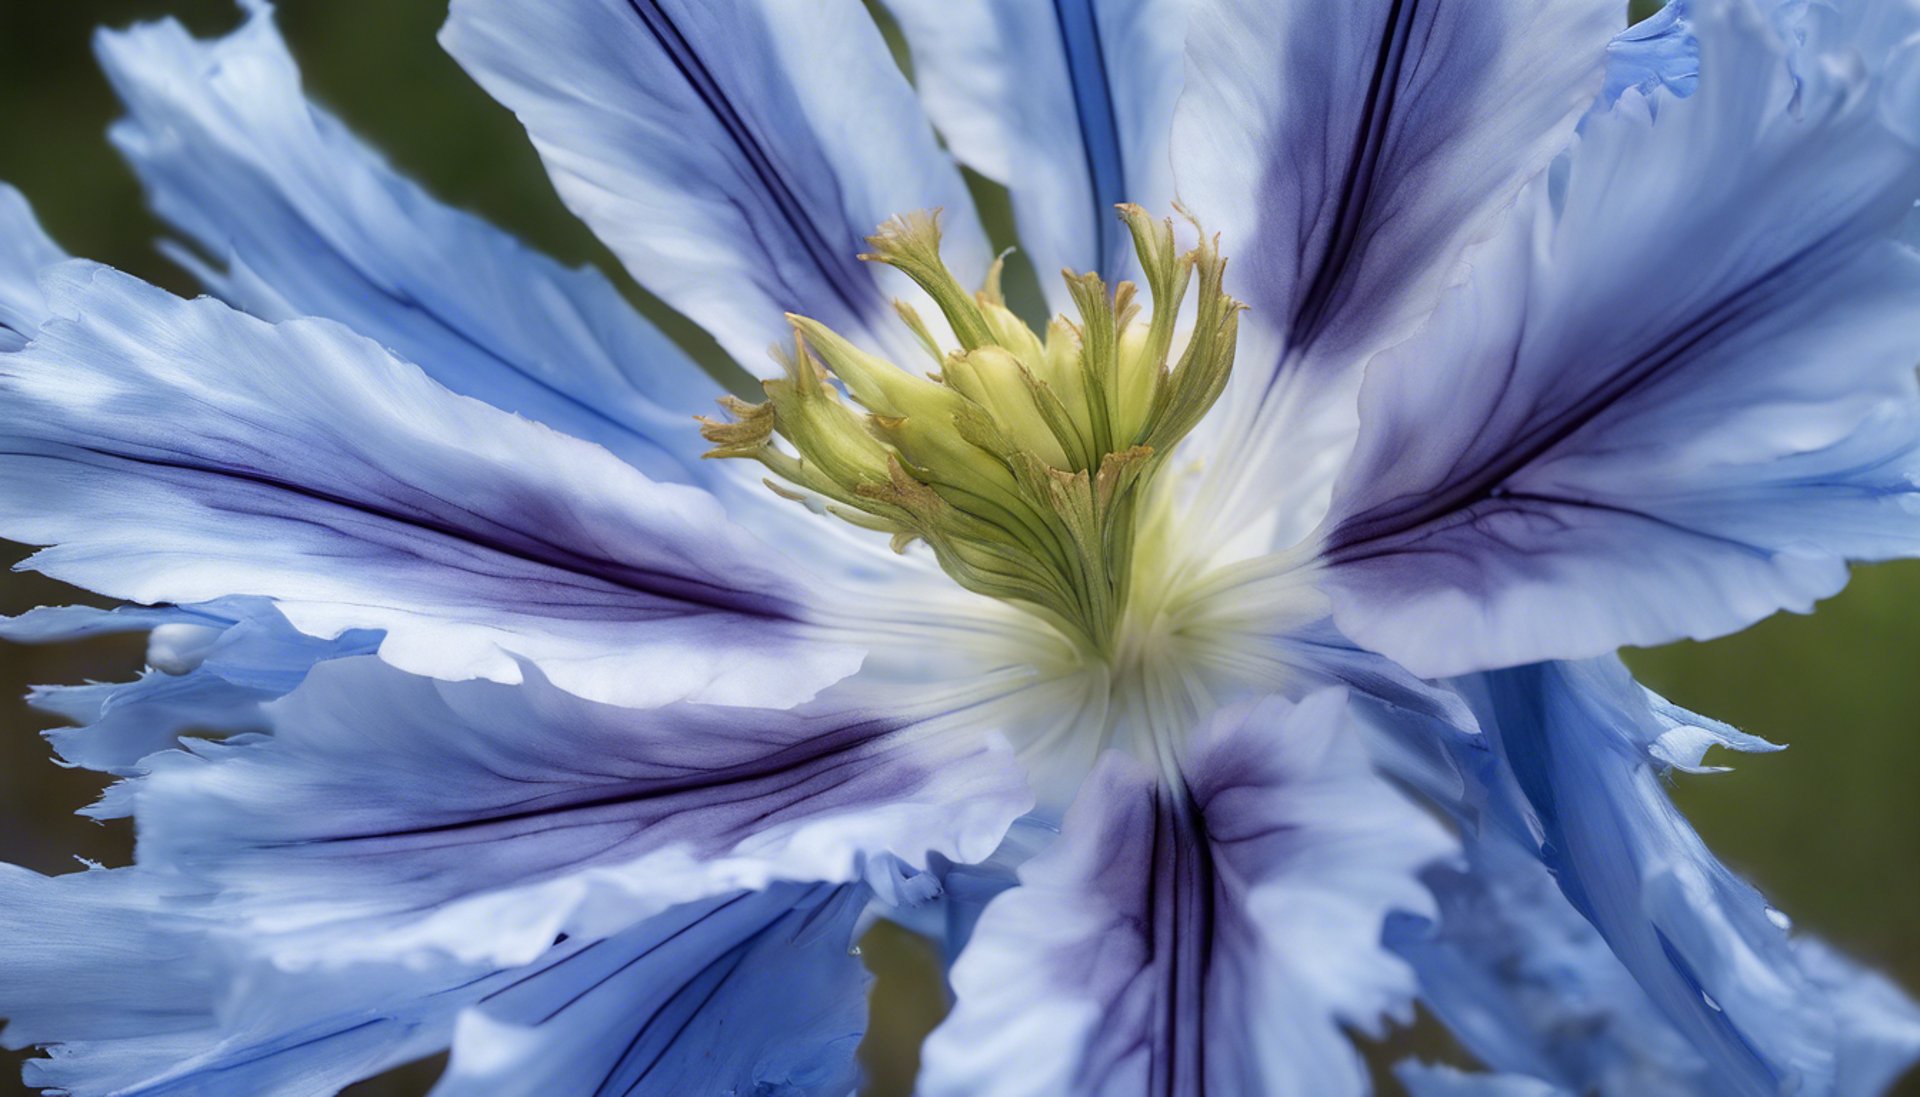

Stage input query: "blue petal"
[
  {"left": 1, "top": 863, "right": 874, "bottom": 1097},
  {"left": 95, "top": 7, "right": 716, "bottom": 486},
  {"left": 5, "top": 600, "right": 378, "bottom": 774},
  {"left": 1319, "top": 0, "right": 1920, "bottom": 676},
  {"left": 123, "top": 655, "right": 1028, "bottom": 969},
  {"left": 1396, "top": 1062, "right": 1571, "bottom": 1097},
  {"left": 0, "top": 867, "right": 217, "bottom": 1059},
  {"left": 1177, "top": 0, "right": 1614, "bottom": 375},
  {"left": 1266, "top": 619, "right": 1487, "bottom": 809},
  {"left": 1395, "top": 773, "right": 1920, "bottom": 1096},
  {"left": 0, "top": 264, "right": 860, "bottom": 709},
  {"left": 1172, "top": 0, "right": 1618, "bottom": 549},
  {"left": 33, "top": 671, "right": 277, "bottom": 779},
  {"left": 879, "top": 817, "right": 1056, "bottom": 967},
  {"left": 1642, "top": 688, "right": 1783, "bottom": 775},
  {"left": 1797, "top": 938, "right": 1920, "bottom": 1097},
  {"left": 439, "top": 0, "right": 989, "bottom": 368},
  {"left": 1454, "top": 659, "right": 1838, "bottom": 1096},
  {"left": 0, "top": 865, "right": 453, "bottom": 1097},
  {"left": 1602, "top": 1, "right": 1698, "bottom": 105},
  {"left": 919, "top": 691, "right": 1450, "bottom": 1097},
  {"left": 0, "top": 183, "right": 65, "bottom": 350},
  {"left": 0, "top": 600, "right": 224, "bottom": 645},
  {"left": 876, "top": 0, "right": 1188, "bottom": 302},
  {"left": 433, "top": 884, "right": 869, "bottom": 1097},
  {"left": 1389, "top": 833, "right": 1719, "bottom": 1095}
]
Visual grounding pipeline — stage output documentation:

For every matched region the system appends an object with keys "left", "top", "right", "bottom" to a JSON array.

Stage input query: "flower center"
[{"left": 701, "top": 206, "right": 1243, "bottom": 659}]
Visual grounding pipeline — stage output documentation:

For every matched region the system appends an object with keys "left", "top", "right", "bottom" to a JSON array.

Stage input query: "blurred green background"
[{"left": 0, "top": 2, "right": 1915, "bottom": 1095}]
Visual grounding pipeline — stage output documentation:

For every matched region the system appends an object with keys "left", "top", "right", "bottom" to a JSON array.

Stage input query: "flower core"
[{"left": 702, "top": 206, "right": 1243, "bottom": 658}]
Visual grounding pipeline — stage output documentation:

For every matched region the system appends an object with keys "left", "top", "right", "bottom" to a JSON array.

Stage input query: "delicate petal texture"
[
  {"left": 1642, "top": 688, "right": 1783, "bottom": 774},
  {"left": 32, "top": 670, "right": 269, "bottom": 779},
  {"left": 0, "top": 264, "right": 859, "bottom": 709},
  {"left": 897, "top": 818, "right": 1056, "bottom": 966},
  {"left": 7, "top": 600, "right": 379, "bottom": 774},
  {"left": 1396, "top": 791, "right": 1920, "bottom": 1095},
  {"left": 1176, "top": 0, "right": 1615, "bottom": 374},
  {"left": 920, "top": 691, "right": 1450, "bottom": 1097},
  {"left": 1602, "top": 1, "right": 1697, "bottom": 105},
  {"left": 439, "top": 0, "right": 989, "bottom": 368},
  {"left": 1455, "top": 659, "right": 1839, "bottom": 1096},
  {"left": 1390, "top": 834, "right": 1720, "bottom": 1096},
  {"left": 433, "top": 884, "right": 869, "bottom": 1097},
  {"left": 3, "top": 1, "right": 1915, "bottom": 1093},
  {"left": 0, "top": 865, "right": 459, "bottom": 1097},
  {"left": 1264, "top": 618, "right": 1487, "bottom": 807},
  {"left": 0, "top": 867, "right": 216, "bottom": 1062},
  {"left": 877, "top": 0, "right": 1189, "bottom": 298},
  {"left": 0, "top": 865, "right": 873, "bottom": 1097},
  {"left": 0, "top": 601, "right": 218, "bottom": 644},
  {"left": 0, "top": 183, "right": 65, "bottom": 349},
  {"left": 1320, "top": 0, "right": 1920, "bottom": 676},
  {"left": 97, "top": 8, "right": 717, "bottom": 486},
  {"left": 125, "top": 656, "right": 1028, "bottom": 969},
  {"left": 1173, "top": 0, "right": 1617, "bottom": 547}
]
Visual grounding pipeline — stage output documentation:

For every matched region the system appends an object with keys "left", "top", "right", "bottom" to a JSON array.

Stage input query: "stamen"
[{"left": 701, "top": 206, "right": 1244, "bottom": 658}]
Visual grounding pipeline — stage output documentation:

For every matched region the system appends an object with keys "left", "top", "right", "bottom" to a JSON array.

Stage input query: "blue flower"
[{"left": 1, "top": 1, "right": 1918, "bottom": 1094}]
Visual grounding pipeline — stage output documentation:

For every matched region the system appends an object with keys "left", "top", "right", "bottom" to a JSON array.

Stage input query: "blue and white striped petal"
[
  {"left": 919, "top": 690, "right": 1450, "bottom": 1097},
  {"left": 439, "top": 0, "right": 990, "bottom": 368},
  {"left": 876, "top": 0, "right": 1189, "bottom": 305},
  {"left": 1318, "top": 0, "right": 1920, "bottom": 677},
  {"left": 432, "top": 884, "right": 870, "bottom": 1097},
  {"left": 96, "top": 6, "right": 718, "bottom": 487},
  {"left": 0, "top": 264, "right": 859, "bottom": 710},
  {"left": 121, "top": 656, "right": 1028, "bottom": 970},
  {"left": 0, "top": 865, "right": 876, "bottom": 1097},
  {"left": 1172, "top": 0, "right": 1619, "bottom": 551}
]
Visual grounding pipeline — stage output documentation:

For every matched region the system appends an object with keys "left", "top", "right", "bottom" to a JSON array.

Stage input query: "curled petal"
[
  {"left": 1391, "top": 834, "right": 1720, "bottom": 1095},
  {"left": 1601, "top": 0, "right": 1697, "bottom": 105},
  {"left": 1396, "top": 791, "right": 1920, "bottom": 1096}
]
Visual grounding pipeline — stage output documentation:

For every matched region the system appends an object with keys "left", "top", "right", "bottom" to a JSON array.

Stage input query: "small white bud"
[{"left": 148, "top": 622, "right": 224, "bottom": 675}]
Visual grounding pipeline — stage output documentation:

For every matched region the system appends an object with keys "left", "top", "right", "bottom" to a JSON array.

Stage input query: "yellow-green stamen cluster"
[{"left": 701, "top": 205, "right": 1242, "bottom": 657}]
